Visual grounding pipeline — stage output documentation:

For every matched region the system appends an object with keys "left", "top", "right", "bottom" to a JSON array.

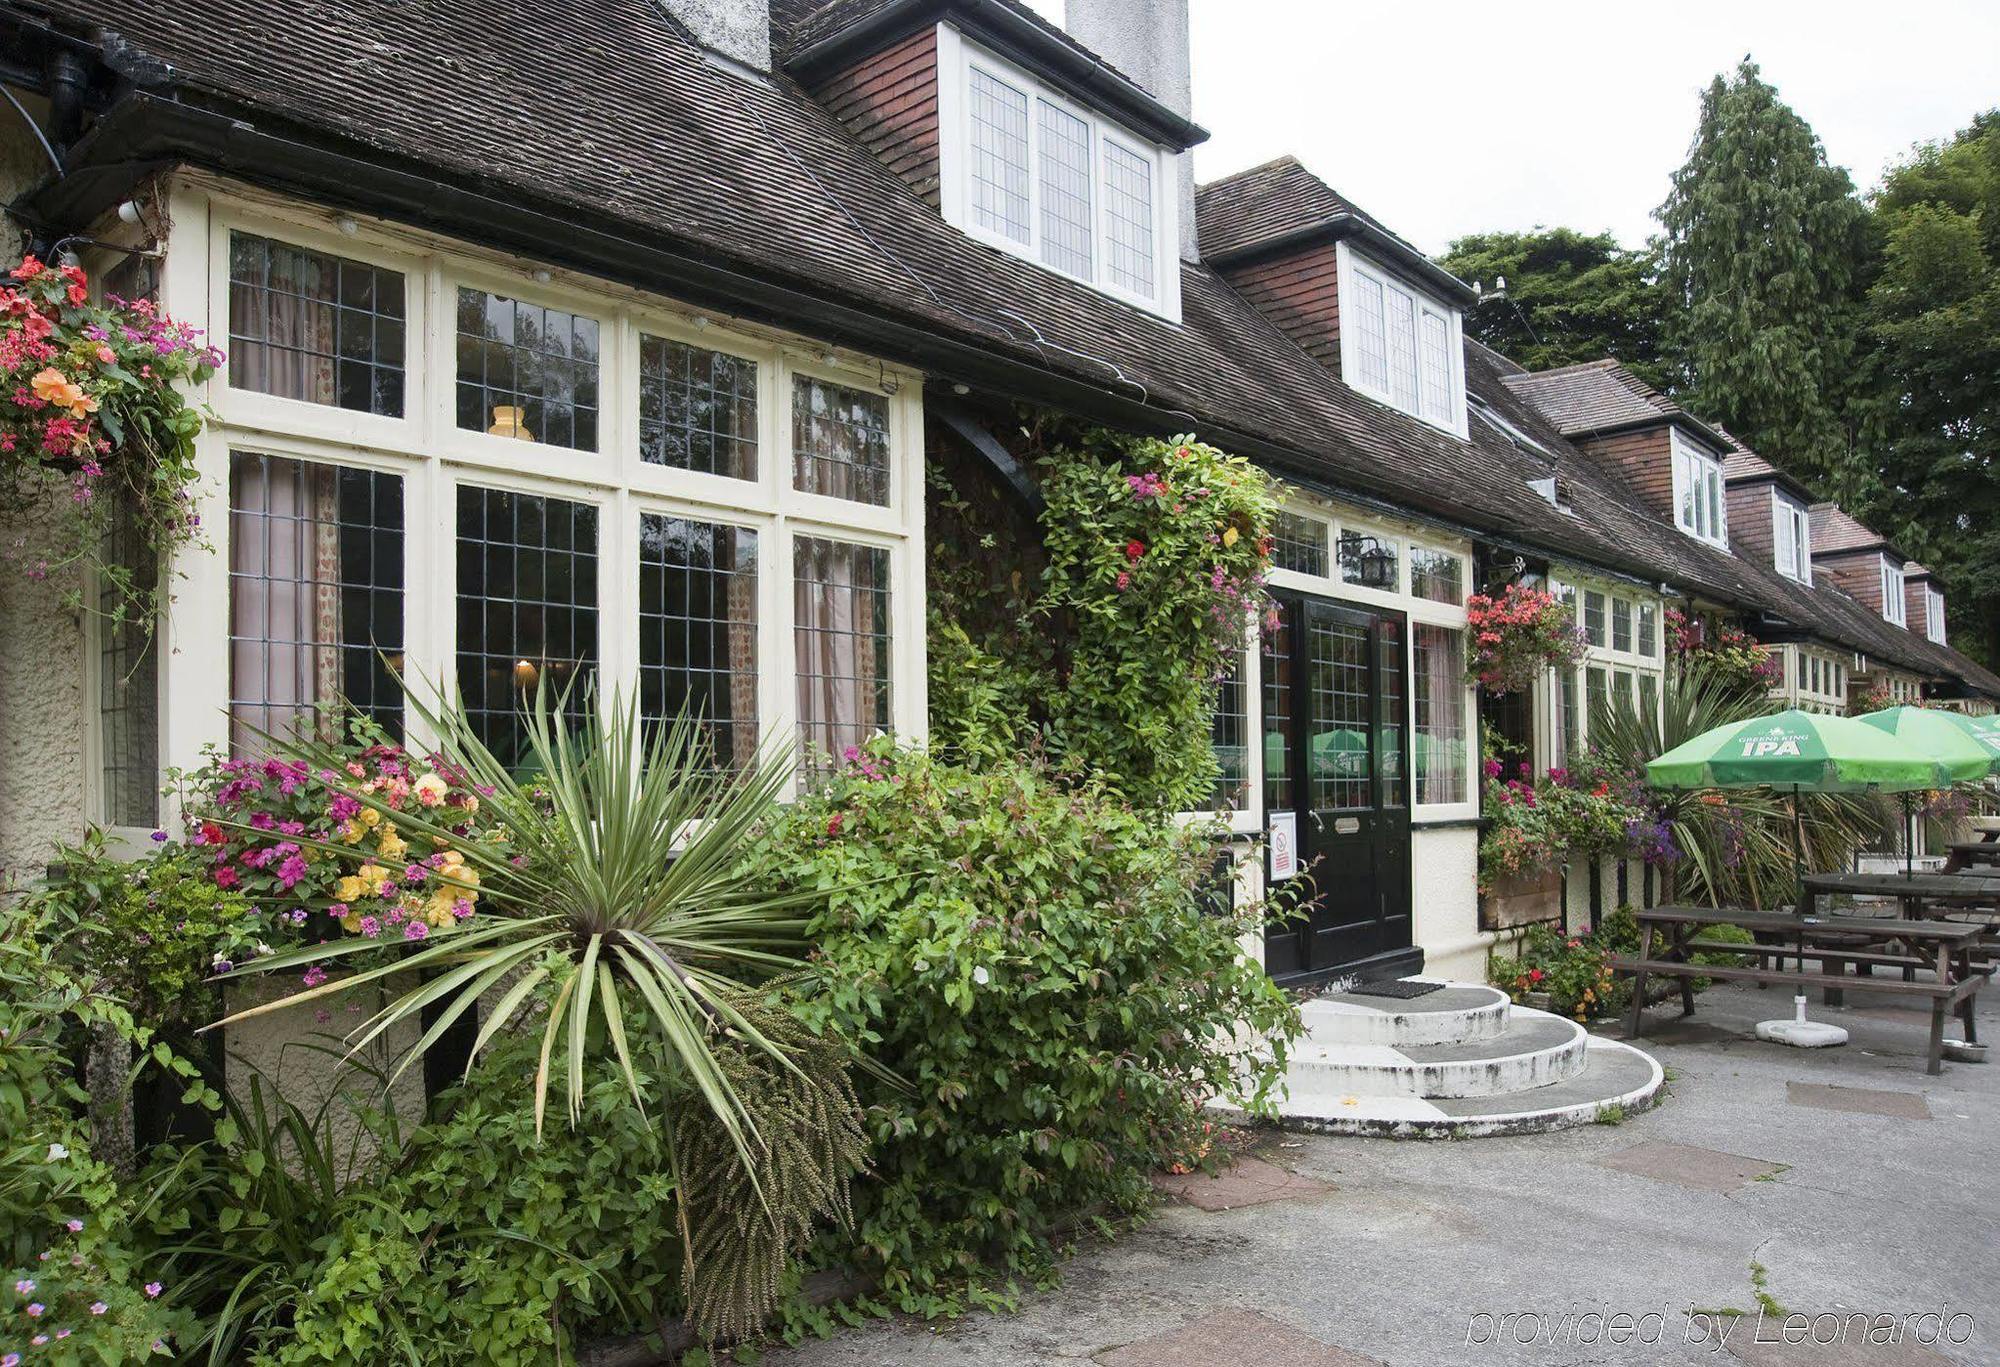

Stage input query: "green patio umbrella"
[
  {"left": 1857, "top": 706, "right": 1995, "bottom": 782},
  {"left": 1645, "top": 708, "right": 1954, "bottom": 884},
  {"left": 1929, "top": 710, "right": 2000, "bottom": 772},
  {"left": 1859, "top": 705, "right": 1997, "bottom": 873}
]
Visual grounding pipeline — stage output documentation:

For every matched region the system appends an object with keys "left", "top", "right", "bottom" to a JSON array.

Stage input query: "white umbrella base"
[{"left": 1756, "top": 1018, "right": 1850, "bottom": 1048}]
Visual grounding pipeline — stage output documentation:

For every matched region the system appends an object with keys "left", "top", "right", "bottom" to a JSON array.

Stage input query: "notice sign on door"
[{"left": 1268, "top": 812, "right": 1298, "bottom": 882}]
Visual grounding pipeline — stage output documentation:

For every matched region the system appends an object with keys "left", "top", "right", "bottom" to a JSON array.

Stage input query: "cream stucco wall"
[
  {"left": 0, "top": 98, "right": 91, "bottom": 892},
  {"left": 1411, "top": 824, "right": 1489, "bottom": 981}
]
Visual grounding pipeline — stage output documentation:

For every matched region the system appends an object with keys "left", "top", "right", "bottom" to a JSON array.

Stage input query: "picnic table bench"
[{"left": 1613, "top": 905, "right": 1988, "bottom": 1074}]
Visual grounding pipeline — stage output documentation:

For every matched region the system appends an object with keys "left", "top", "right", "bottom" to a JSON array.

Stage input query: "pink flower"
[
  {"left": 1124, "top": 539, "right": 1146, "bottom": 561},
  {"left": 144, "top": 1282, "right": 163, "bottom": 1298},
  {"left": 64, "top": 1219, "right": 81, "bottom": 1233},
  {"left": 404, "top": 920, "right": 428, "bottom": 941},
  {"left": 358, "top": 916, "right": 381, "bottom": 938},
  {"left": 25, "top": 1303, "right": 43, "bottom": 1317},
  {"left": 1115, "top": 571, "right": 1132, "bottom": 591},
  {"left": 89, "top": 1301, "right": 107, "bottom": 1316},
  {"left": 301, "top": 966, "right": 327, "bottom": 988}
]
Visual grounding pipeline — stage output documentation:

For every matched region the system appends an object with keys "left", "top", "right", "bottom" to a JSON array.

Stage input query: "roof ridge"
[{"left": 1195, "top": 154, "right": 1305, "bottom": 192}]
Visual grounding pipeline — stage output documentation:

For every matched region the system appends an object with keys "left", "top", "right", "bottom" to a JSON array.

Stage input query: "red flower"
[{"left": 1124, "top": 540, "right": 1145, "bottom": 562}]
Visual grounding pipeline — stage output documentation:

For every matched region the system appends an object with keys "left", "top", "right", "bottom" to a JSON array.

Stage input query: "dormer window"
[
  {"left": 1926, "top": 586, "right": 1947, "bottom": 644},
  {"left": 938, "top": 27, "right": 1181, "bottom": 319},
  {"left": 1671, "top": 429, "right": 1727, "bottom": 547},
  {"left": 1774, "top": 493, "right": 1812, "bottom": 582},
  {"left": 1881, "top": 557, "right": 1907, "bottom": 626},
  {"left": 1336, "top": 244, "right": 1466, "bottom": 436}
]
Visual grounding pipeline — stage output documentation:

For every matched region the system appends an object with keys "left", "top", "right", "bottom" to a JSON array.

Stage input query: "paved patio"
[{"left": 768, "top": 980, "right": 2000, "bottom": 1366}]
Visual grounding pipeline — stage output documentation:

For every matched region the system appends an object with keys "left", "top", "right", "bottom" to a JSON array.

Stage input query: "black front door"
[{"left": 1261, "top": 593, "right": 1414, "bottom": 982}]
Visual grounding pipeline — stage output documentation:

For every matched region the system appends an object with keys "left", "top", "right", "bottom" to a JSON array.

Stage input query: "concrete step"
[
  {"left": 1286, "top": 1007, "right": 1588, "bottom": 1099},
  {"left": 1300, "top": 981, "right": 1510, "bottom": 1049},
  {"left": 1270, "top": 1034, "right": 1665, "bottom": 1138}
]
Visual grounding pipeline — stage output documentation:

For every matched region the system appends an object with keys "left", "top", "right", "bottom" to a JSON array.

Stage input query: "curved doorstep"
[{"left": 1285, "top": 1010, "right": 1589, "bottom": 1099}]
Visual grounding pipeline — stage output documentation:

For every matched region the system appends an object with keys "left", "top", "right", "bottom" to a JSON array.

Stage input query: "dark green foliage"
[
  {"left": 772, "top": 746, "right": 1296, "bottom": 1310},
  {"left": 927, "top": 419, "right": 1278, "bottom": 812},
  {"left": 1657, "top": 58, "right": 1871, "bottom": 489},
  {"left": 1439, "top": 228, "right": 1672, "bottom": 392},
  {"left": 1851, "top": 112, "right": 2000, "bottom": 665}
]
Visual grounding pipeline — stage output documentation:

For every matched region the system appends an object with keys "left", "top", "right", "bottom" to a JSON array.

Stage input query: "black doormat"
[{"left": 1352, "top": 978, "right": 1443, "bottom": 1000}]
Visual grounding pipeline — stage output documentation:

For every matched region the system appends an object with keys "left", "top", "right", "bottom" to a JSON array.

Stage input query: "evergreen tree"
[
  {"left": 1440, "top": 228, "right": 1672, "bottom": 391},
  {"left": 1656, "top": 58, "right": 1871, "bottom": 491},
  {"left": 1853, "top": 112, "right": 2000, "bottom": 666}
]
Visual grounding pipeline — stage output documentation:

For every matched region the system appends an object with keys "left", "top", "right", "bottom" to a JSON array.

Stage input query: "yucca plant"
[
  {"left": 1586, "top": 659, "right": 1884, "bottom": 907},
  {"left": 207, "top": 681, "right": 836, "bottom": 1170}
]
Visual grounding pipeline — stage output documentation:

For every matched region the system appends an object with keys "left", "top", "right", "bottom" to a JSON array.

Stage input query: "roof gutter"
[{"left": 784, "top": 0, "right": 1208, "bottom": 151}]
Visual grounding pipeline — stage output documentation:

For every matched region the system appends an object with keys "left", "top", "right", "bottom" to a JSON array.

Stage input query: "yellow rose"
[
  {"left": 1222, "top": 525, "right": 1240, "bottom": 547},
  {"left": 336, "top": 875, "right": 365, "bottom": 903},
  {"left": 340, "top": 909, "right": 364, "bottom": 933},
  {"left": 358, "top": 807, "right": 382, "bottom": 828},
  {"left": 339, "top": 820, "right": 365, "bottom": 845},
  {"left": 358, "top": 862, "right": 389, "bottom": 887}
]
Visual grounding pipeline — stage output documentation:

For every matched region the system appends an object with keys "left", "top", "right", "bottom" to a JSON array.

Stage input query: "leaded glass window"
[
  {"left": 454, "top": 287, "right": 600, "bottom": 451},
  {"left": 455, "top": 486, "right": 598, "bottom": 766},
  {"left": 229, "top": 233, "right": 405, "bottom": 416},
  {"left": 795, "top": 536, "right": 891, "bottom": 771},
  {"left": 639, "top": 335, "right": 758, "bottom": 480},
  {"left": 968, "top": 67, "right": 1031, "bottom": 243},
  {"left": 639, "top": 514, "right": 758, "bottom": 772},
  {"left": 792, "top": 375, "right": 890, "bottom": 506},
  {"left": 228, "top": 453, "right": 404, "bottom": 752}
]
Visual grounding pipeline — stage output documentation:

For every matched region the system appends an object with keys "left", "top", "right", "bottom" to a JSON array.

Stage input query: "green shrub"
[{"left": 771, "top": 744, "right": 1295, "bottom": 1309}]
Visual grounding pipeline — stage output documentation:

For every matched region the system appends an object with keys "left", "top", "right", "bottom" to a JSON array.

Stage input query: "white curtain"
[
  {"left": 230, "top": 456, "right": 341, "bottom": 753},
  {"left": 794, "top": 537, "right": 888, "bottom": 768}
]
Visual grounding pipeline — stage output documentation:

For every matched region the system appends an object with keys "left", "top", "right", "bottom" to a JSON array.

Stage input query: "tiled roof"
[
  {"left": 1810, "top": 503, "right": 1888, "bottom": 558},
  {"left": 1196, "top": 155, "right": 1371, "bottom": 259},
  {"left": 16, "top": 0, "right": 1995, "bottom": 697},
  {"left": 1502, "top": 360, "right": 1688, "bottom": 437}
]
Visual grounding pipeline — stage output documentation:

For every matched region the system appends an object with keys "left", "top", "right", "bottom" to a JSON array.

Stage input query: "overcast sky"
[{"left": 1028, "top": 0, "right": 2000, "bottom": 256}]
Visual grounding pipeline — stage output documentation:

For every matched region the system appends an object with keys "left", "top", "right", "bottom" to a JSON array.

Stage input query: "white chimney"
[
  {"left": 1062, "top": 0, "right": 1199, "bottom": 262},
  {"left": 663, "top": 0, "right": 771, "bottom": 72}
]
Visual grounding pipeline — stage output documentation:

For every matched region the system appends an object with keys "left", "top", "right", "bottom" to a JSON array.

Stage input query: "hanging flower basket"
[
  {"left": 1664, "top": 608, "right": 1781, "bottom": 694},
  {"left": 0, "top": 254, "right": 220, "bottom": 629},
  {"left": 1465, "top": 584, "right": 1584, "bottom": 693}
]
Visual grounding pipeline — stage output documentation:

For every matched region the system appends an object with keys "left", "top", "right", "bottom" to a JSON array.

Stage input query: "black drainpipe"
[{"left": 45, "top": 46, "right": 87, "bottom": 149}]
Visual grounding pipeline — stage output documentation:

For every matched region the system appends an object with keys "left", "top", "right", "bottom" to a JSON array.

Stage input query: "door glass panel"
[
  {"left": 1308, "top": 613, "right": 1371, "bottom": 811},
  {"left": 1260, "top": 609, "right": 1294, "bottom": 813},
  {"left": 1378, "top": 618, "right": 1405, "bottom": 809}
]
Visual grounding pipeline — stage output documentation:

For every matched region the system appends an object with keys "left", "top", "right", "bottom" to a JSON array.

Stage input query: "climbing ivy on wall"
[{"left": 928, "top": 417, "right": 1279, "bottom": 812}]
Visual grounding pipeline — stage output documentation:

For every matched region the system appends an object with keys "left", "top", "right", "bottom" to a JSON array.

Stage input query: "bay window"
[
  {"left": 939, "top": 26, "right": 1180, "bottom": 317},
  {"left": 1550, "top": 575, "right": 1664, "bottom": 755},
  {"left": 183, "top": 202, "right": 921, "bottom": 809}
]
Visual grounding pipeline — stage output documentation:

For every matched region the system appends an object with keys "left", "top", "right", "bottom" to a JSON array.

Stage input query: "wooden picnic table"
[
  {"left": 1615, "top": 905, "right": 1989, "bottom": 1074},
  {"left": 1799, "top": 871, "right": 2000, "bottom": 919},
  {"left": 1943, "top": 841, "right": 2000, "bottom": 872}
]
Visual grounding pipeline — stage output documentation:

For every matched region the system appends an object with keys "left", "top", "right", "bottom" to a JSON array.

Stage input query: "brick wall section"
[
  {"left": 1818, "top": 550, "right": 1884, "bottom": 614},
  {"left": 1573, "top": 426, "right": 1673, "bottom": 522},
  {"left": 808, "top": 27, "right": 941, "bottom": 209},
  {"left": 1726, "top": 481, "right": 1775, "bottom": 568},
  {"left": 1216, "top": 240, "right": 1343, "bottom": 376}
]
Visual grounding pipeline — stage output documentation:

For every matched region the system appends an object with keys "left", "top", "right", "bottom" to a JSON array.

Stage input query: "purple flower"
[
  {"left": 149, "top": 829, "right": 168, "bottom": 842},
  {"left": 64, "top": 1219, "right": 81, "bottom": 1233},
  {"left": 144, "top": 1282, "right": 163, "bottom": 1298}
]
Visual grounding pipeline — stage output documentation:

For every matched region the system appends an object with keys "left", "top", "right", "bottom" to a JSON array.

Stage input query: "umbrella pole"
[
  {"left": 1792, "top": 783, "right": 1804, "bottom": 897},
  {"left": 1904, "top": 793, "right": 1916, "bottom": 878}
]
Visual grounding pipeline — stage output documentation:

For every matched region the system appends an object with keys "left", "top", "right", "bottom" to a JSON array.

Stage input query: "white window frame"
[
  {"left": 1773, "top": 492, "right": 1812, "bottom": 582},
  {"left": 1926, "top": 586, "right": 1947, "bottom": 644},
  {"left": 1257, "top": 499, "right": 1476, "bottom": 822},
  {"left": 1881, "top": 556, "right": 1907, "bottom": 626},
  {"left": 1334, "top": 241, "right": 1469, "bottom": 438},
  {"left": 1547, "top": 573, "right": 1665, "bottom": 762},
  {"left": 1778, "top": 644, "right": 1847, "bottom": 713},
  {"left": 935, "top": 24, "right": 1182, "bottom": 321},
  {"left": 1670, "top": 429, "right": 1728, "bottom": 548},
  {"left": 142, "top": 178, "right": 926, "bottom": 837}
]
